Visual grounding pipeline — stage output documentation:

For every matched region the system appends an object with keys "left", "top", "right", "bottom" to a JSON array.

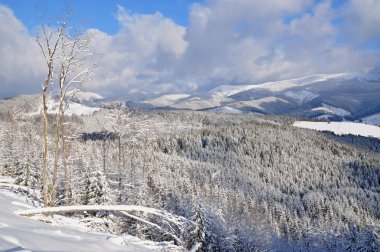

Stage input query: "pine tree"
[
  {"left": 85, "top": 170, "right": 112, "bottom": 205},
  {"left": 186, "top": 205, "right": 206, "bottom": 250}
]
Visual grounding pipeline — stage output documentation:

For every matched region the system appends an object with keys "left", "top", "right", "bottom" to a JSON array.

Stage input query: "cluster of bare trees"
[{"left": 36, "top": 6, "right": 95, "bottom": 206}]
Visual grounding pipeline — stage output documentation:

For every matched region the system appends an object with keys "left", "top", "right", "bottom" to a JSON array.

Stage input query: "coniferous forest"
[{"left": 0, "top": 97, "right": 379, "bottom": 251}]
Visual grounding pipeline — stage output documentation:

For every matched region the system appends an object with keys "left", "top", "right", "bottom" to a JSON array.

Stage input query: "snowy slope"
[
  {"left": 0, "top": 189, "right": 183, "bottom": 252},
  {"left": 140, "top": 71, "right": 380, "bottom": 124},
  {"left": 361, "top": 113, "right": 380, "bottom": 126},
  {"left": 283, "top": 90, "right": 319, "bottom": 105},
  {"left": 145, "top": 94, "right": 191, "bottom": 107},
  {"left": 29, "top": 99, "right": 100, "bottom": 117},
  {"left": 293, "top": 121, "right": 380, "bottom": 139},
  {"left": 73, "top": 91, "right": 104, "bottom": 103},
  {"left": 206, "top": 106, "right": 243, "bottom": 114},
  {"left": 311, "top": 103, "right": 351, "bottom": 116}
]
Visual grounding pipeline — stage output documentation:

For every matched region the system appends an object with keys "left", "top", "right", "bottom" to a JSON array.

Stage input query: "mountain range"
[
  {"left": 136, "top": 72, "right": 380, "bottom": 125},
  {"left": 2, "top": 71, "right": 380, "bottom": 126}
]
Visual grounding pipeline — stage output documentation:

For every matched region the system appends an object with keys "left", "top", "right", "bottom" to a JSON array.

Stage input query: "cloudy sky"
[{"left": 0, "top": 0, "right": 379, "bottom": 99}]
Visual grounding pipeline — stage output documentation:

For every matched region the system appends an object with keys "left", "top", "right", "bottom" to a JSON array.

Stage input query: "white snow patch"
[
  {"left": 33, "top": 229, "right": 82, "bottom": 240},
  {"left": 284, "top": 90, "right": 319, "bottom": 104},
  {"left": 205, "top": 73, "right": 348, "bottom": 100},
  {"left": 146, "top": 93, "right": 191, "bottom": 107},
  {"left": 209, "top": 106, "right": 243, "bottom": 114},
  {"left": 73, "top": 91, "right": 104, "bottom": 102},
  {"left": 208, "top": 85, "right": 258, "bottom": 97},
  {"left": 29, "top": 99, "right": 100, "bottom": 117},
  {"left": 0, "top": 177, "right": 14, "bottom": 184},
  {"left": 293, "top": 121, "right": 380, "bottom": 139},
  {"left": 12, "top": 201, "right": 34, "bottom": 209},
  {"left": 0, "top": 223, "right": 9, "bottom": 228},
  {"left": 230, "top": 97, "right": 289, "bottom": 110},
  {"left": 315, "top": 114, "right": 334, "bottom": 120},
  {"left": 312, "top": 103, "right": 351, "bottom": 116},
  {"left": 63, "top": 102, "right": 100, "bottom": 116},
  {"left": 361, "top": 113, "right": 380, "bottom": 126},
  {"left": 108, "top": 235, "right": 181, "bottom": 251},
  {"left": 0, "top": 234, "right": 21, "bottom": 246}
]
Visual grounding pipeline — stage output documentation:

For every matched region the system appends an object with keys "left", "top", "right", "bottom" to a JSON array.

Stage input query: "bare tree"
[
  {"left": 36, "top": 4, "right": 95, "bottom": 206},
  {"left": 108, "top": 109, "right": 151, "bottom": 203},
  {"left": 36, "top": 14, "right": 67, "bottom": 206},
  {"left": 51, "top": 25, "right": 95, "bottom": 205}
]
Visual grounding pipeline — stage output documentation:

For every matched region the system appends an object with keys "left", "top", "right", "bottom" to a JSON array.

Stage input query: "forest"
[{"left": 0, "top": 98, "right": 379, "bottom": 251}]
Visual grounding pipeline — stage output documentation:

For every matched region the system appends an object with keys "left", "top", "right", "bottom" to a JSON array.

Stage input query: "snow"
[
  {"left": 284, "top": 90, "right": 319, "bottom": 105},
  {"left": 208, "top": 106, "right": 243, "bottom": 114},
  {"left": 230, "top": 97, "right": 289, "bottom": 110},
  {"left": 361, "top": 113, "right": 380, "bottom": 126},
  {"left": 315, "top": 114, "right": 334, "bottom": 120},
  {"left": 188, "top": 74, "right": 338, "bottom": 103},
  {"left": 0, "top": 176, "right": 14, "bottom": 184},
  {"left": 207, "top": 84, "right": 258, "bottom": 97},
  {"left": 73, "top": 91, "right": 104, "bottom": 102},
  {"left": 61, "top": 101, "right": 100, "bottom": 116},
  {"left": 293, "top": 121, "right": 380, "bottom": 139},
  {"left": 0, "top": 188, "right": 184, "bottom": 251},
  {"left": 311, "top": 103, "right": 351, "bottom": 116},
  {"left": 147, "top": 71, "right": 380, "bottom": 112},
  {"left": 146, "top": 94, "right": 191, "bottom": 107},
  {"left": 29, "top": 99, "right": 100, "bottom": 117}
]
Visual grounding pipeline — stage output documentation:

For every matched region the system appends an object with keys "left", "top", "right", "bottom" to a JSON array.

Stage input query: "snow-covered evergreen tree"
[{"left": 84, "top": 170, "right": 112, "bottom": 205}]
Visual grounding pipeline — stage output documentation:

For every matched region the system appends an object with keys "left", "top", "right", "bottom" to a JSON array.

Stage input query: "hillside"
[
  {"left": 0, "top": 96, "right": 379, "bottom": 251},
  {"left": 139, "top": 72, "right": 380, "bottom": 125}
]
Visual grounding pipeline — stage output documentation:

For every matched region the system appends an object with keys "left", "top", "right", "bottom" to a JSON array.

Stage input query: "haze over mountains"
[
  {"left": 108, "top": 70, "right": 380, "bottom": 126},
  {"left": 4, "top": 69, "right": 380, "bottom": 127}
]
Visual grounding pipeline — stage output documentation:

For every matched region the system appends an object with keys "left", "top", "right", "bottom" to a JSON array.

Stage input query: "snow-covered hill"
[
  {"left": 72, "top": 91, "right": 104, "bottom": 104},
  {"left": 293, "top": 121, "right": 380, "bottom": 139},
  {"left": 139, "top": 71, "right": 380, "bottom": 124},
  {"left": 28, "top": 98, "right": 100, "bottom": 117}
]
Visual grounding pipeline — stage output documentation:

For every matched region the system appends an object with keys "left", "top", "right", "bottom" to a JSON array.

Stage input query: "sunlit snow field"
[{"left": 293, "top": 121, "right": 380, "bottom": 139}]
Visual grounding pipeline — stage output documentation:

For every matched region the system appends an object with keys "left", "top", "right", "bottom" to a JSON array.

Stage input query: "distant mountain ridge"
[
  {"left": 138, "top": 72, "right": 380, "bottom": 125},
  {"left": 2, "top": 72, "right": 380, "bottom": 126}
]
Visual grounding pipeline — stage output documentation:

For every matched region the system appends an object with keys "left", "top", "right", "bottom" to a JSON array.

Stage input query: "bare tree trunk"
[
  {"left": 62, "top": 123, "right": 71, "bottom": 205},
  {"left": 52, "top": 92, "right": 64, "bottom": 205},
  {"left": 42, "top": 72, "right": 51, "bottom": 207},
  {"left": 102, "top": 139, "right": 106, "bottom": 174},
  {"left": 118, "top": 135, "right": 122, "bottom": 203}
]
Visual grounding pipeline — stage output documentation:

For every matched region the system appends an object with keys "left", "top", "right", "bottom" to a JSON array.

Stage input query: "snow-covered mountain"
[
  {"left": 2, "top": 71, "right": 380, "bottom": 125},
  {"left": 139, "top": 72, "right": 380, "bottom": 125}
]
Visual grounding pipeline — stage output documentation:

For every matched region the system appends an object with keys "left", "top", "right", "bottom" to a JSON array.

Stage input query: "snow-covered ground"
[
  {"left": 361, "top": 113, "right": 380, "bottom": 126},
  {"left": 29, "top": 99, "right": 100, "bottom": 117},
  {"left": 73, "top": 91, "right": 104, "bottom": 103},
  {"left": 145, "top": 93, "right": 191, "bottom": 107},
  {"left": 293, "top": 121, "right": 380, "bottom": 139},
  {"left": 207, "top": 106, "right": 243, "bottom": 114},
  {"left": 311, "top": 103, "right": 351, "bottom": 116},
  {"left": 0, "top": 188, "right": 183, "bottom": 252},
  {"left": 284, "top": 90, "right": 319, "bottom": 105}
]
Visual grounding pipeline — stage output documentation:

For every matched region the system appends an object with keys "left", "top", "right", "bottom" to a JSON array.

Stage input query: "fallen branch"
[{"left": 16, "top": 205, "right": 168, "bottom": 217}]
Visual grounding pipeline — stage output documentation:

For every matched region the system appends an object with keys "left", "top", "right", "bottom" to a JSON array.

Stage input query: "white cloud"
[
  {"left": 0, "top": 5, "right": 44, "bottom": 98},
  {"left": 87, "top": 6, "right": 188, "bottom": 98},
  {"left": 341, "top": 0, "right": 380, "bottom": 43},
  {"left": 0, "top": 1, "right": 379, "bottom": 100},
  {"left": 172, "top": 0, "right": 379, "bottom": 87}
]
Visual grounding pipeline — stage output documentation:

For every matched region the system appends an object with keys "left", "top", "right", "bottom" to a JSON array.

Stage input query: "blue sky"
[
  {"left": 0, "top": 0, "right": 379, "bottom": 99},
  {"left": 0, "top": 0, "right": 200, "bottom": 34}
]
